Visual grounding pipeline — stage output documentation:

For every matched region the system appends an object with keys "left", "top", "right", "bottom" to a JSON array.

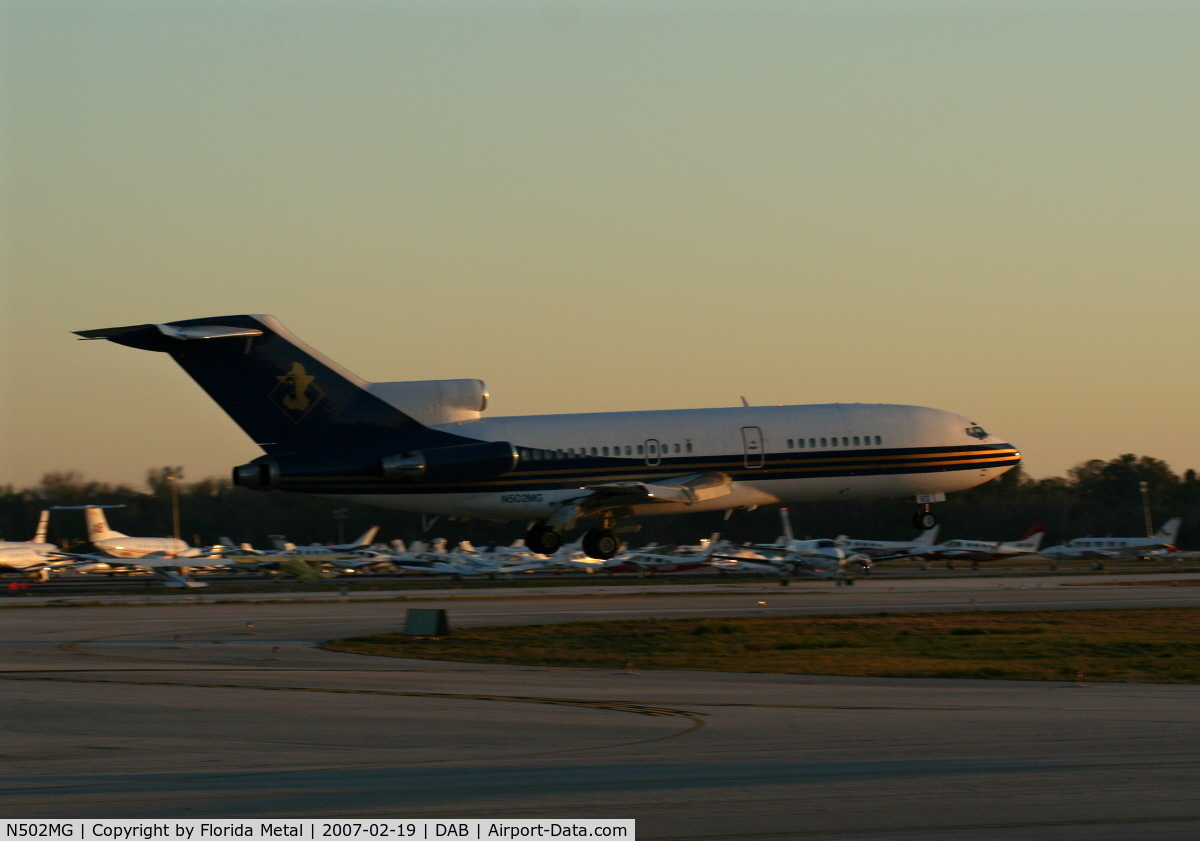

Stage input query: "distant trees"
[{"left": 3, "top": 453, "right": 1200, "bottom": 551}]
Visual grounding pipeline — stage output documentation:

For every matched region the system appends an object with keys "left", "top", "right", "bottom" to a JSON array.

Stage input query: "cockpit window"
[{"left": 966, "top": 425, "right": 988, "bottom": 440}]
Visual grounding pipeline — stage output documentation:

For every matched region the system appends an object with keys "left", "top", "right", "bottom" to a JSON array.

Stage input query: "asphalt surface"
[{"left": 1, "top": 573, "right": 1199, "bottom": 839}]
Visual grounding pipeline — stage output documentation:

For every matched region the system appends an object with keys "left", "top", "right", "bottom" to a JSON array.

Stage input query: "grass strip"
[{"left": 324, "top": 607, "right": 1200, "bottom": 684}]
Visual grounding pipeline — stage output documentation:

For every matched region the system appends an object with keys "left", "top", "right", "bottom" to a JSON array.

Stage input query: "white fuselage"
[
  {"left": 0, "top": 544, "right": 59, "bottom": 570},
  {"left": 1042, "top": 537, "right": 1174, "bottom": 559},
  {"left": 337, "top": 403, "right": 1018, "bottom": 519},
  {"left": 91, "top": 536, "right": 192, "bottom": 559}
]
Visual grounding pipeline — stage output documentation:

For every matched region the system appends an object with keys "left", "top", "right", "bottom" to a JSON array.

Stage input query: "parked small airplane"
[
  {"left": 52, "top": 506, "right": 216, "bottom": 587},
  {"left": 835, "top": 526, "right": 941, "bottom": 556},
  {"left": 1041, "top": 518, "right": 1183, "bottom": 566},
  {"left": 881, "top": 524, "right": 1046, "bottom": 568},
  {"left": 265, "top": 527, "right": 380, "bottom": 556},
  {"left": 0, "top": 511, "right": 69, "bottom": 577}
]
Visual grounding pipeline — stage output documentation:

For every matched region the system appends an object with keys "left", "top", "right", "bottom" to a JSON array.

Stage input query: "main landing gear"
[
  {"left": 524, "top": 523, "right": 563, "bottom": 555},
  {"left": 525, "top": 522, "right": 621, "bottom": 560},
  {"left": 581, "top": 528, "right": 620, "bottom": 561}
]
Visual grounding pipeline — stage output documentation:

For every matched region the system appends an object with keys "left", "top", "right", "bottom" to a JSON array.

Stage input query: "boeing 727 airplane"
[{"left": 77, "top": 315, "right": 1021, "bottom": 559}]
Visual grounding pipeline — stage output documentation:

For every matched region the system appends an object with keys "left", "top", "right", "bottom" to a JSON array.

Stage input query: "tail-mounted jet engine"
[{"left": 233, "top": 441, "right": 519, "bottom": 490}]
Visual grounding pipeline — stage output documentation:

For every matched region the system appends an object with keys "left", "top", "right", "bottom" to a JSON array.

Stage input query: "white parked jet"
[
  {"left": 0, "top": 511, "right": 69, "bottom": 576},
  {"left": 54, "top": 506, "right": 216, "bottom": 587},
  {"left": 78, "top": 314, "right": 1021, "bottom": 560},
  {"left": 881, "top": 524, "right": 1046, "bottom": 568},
  {"left": 265, "top": 527, "right": 380, "bottom": 556},
  {"left": 1041, "top": 519, "right": 1183, "bottom": 563}
]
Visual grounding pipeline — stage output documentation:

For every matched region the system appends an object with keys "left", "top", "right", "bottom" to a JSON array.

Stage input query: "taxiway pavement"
[{"left": 1, "top": 574, "right": 1198, "bottom": 839}]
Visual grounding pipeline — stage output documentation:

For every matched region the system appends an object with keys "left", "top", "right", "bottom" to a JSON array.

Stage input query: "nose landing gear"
[{"left": 912, "top": 504, "right": 937, "bottom": 530}]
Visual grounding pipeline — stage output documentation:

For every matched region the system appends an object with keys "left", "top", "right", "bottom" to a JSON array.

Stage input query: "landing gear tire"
[
  {"left": 912, "top": 509, "right": 937, "bottom": 530},
  {"left": 525, "top": 524, "right": 562, "bottom": 555},
  {"left": 581, "top": 528, "right": 620, "bottom": 560}
]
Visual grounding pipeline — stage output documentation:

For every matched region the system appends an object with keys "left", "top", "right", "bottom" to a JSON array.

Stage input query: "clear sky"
[{"left": 3, "top": 0, "right": 1198, "bottom": 488}]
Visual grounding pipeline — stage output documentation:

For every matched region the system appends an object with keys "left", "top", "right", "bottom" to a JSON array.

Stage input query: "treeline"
[{"left": 3, "top": 455, "right": 1200, "bottom": 550}]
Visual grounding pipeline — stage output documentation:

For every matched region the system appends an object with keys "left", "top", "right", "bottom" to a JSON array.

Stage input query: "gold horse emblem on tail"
[{"left": 277, "top": 362, "right": 316, "bottom": 411}]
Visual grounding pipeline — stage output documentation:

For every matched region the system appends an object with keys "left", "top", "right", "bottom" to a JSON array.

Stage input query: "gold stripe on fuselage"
[{"left": 282, "top": 447, "right": 1020, "bottom": 490}]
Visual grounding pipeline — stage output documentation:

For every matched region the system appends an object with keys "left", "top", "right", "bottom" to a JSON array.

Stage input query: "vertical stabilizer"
[
  {"left": 32, "top": 510, "right": 50, "bottom": 544},
  {"left": 1155, "top": 518, "right": 1183, "bottom": 544},
  {"left": 346, "top": 526, "right": 379, "bottom": 549},
  {"left": 913, "top": 525, "right": 940, "bottom": 546},
  {"left": 1008, "top": 524, "right": 1046, "bottom": 552},
  {"left": 779, "top": 508, "right": 795, "bottom": 545},
  {"left": 84, "top": 507, "right": 124, "bottom": 542},
  {"left": 75, "top": 315, "right": 428, "bottom": 453}
]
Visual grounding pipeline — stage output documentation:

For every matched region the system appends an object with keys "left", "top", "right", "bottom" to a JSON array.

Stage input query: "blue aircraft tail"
[{"left": 76, "top": 315, "right": 426, "bottom": 453}]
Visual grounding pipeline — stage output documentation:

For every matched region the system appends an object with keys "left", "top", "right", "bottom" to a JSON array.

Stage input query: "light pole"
[
  {"left": 1139, "top": 480, "right": 1153, "bottom": 538},
  {"left": 164, "top": 466, "right": 184, "bottom": 541}
]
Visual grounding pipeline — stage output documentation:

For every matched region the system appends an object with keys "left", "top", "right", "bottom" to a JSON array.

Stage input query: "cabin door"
[{"left": 742, "top": 426, "right": 764, "bottom": 468}]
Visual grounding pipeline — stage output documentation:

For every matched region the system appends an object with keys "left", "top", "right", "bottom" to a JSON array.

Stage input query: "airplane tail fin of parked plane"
[
  {"left": 83, "top": 507, "right": 125, "bottom": 542},
  {"left": 776, "top": 508, "right": 796, "bottom": 546},
  {"left": 348, "top": 526, "right": 379, "bottom": 548},
  {"left": 1008, "top": 523, "right": 1046, "bottom": 552},
  {"left": 1155, "top": 517, "right": 1183, "bottom": 544},
  {"left": 31, "top": 510, "right": 49, "bottom": 544},
  {"left": 75, "top": 315, "right": 488, "bottom": 454},
  {"left": 912, "top": 525, "right": 940, "bottom": 546},
  {"left": 51, "top": 505, "right": 127, "bottom": 542}
]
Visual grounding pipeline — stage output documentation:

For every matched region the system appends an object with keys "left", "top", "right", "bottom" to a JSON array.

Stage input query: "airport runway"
[{"left": 1, "top": 574, "right": 1199, "bottom": 839}]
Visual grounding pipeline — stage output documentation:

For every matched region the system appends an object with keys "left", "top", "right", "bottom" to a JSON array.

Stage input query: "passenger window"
[
  {"left": 798, "top": 439, "right": 805, "bottom": 448},
  {"left": 853, "top": 436, "right": 860, "bottom": 446},
  {"left": 590, "top": 447, "right": 597, "bottom": 456},
  {"left": 787, "top": 439, "right": 794, "bottom": 449},
  {"left": 842, "top": 437, "right": 849, "bottom": 446},
  {"left": 602, "top": 447, "right": 609, "bottom": 456},
  {"left": 637, "top": 445, "right": 644, "bottom": 455},
  {"left": 809, "top": 438, "right": 816, "bottom": 448},
  {"left": 874, "top": 435, "right": 881, "bottom": 445},
  {"left": 820, "top": 438, "right": 827, "bottom": 447},
  {"left": 674, "top": 443, "right": 680, "bottom": 453},
  {"left": 649, "top": 443, "right": 657, "bottom": 454},
  {"left": 686, "top": 442, "right": 693, "bottom": 452},
  {"left": 625, "top": 446, "right": 632, "bottom": 455}
]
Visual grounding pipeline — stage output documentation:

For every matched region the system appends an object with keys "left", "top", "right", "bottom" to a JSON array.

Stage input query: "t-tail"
[
  {"left": 75, "top": 315, "right": 422, "bottom": 453},
  {"left": 76, "top": 315, "right": 513, "bottom": 491},
  {"left": 51, "top": 505, "right": 127, "bottom": 542}
]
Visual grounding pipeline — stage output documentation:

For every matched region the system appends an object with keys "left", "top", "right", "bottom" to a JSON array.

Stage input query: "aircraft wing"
[{"left": 548, "top": 472, "right": 733, "bottom": 525}]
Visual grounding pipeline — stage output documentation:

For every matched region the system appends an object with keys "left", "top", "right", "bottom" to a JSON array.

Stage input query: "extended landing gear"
[
  {"left": 912, "top": 504, "right": 937, "bottom": 530},
  {"left": 525, "top": 523, "right": 563, "bottom": 555},
  {"left": 582, "top": 528, "right": 621, "bottom": 560}
]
